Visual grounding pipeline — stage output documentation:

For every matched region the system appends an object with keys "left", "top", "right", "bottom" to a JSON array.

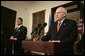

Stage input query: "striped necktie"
[{"left": 57, "top": 21, "right": 61, "bottom": 32}]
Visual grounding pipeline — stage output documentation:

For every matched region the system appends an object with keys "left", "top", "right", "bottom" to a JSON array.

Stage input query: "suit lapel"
[
  {"left": 16, "top": 26, "right": 22, "bottom": 32},
  {"left": 18, "top": 26, "right": 22, "bottom": 32},
  {"left": 52, "top": 22, "right": 58, "bottom": 39},
  {"left": 58, "top": 19, "right": 67, "bottom": 33}
]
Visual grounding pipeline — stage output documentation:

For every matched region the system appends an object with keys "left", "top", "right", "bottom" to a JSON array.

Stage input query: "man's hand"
[
  {"left": 10, "top": 36, "right": 17, "bottom": 40},
  {"left": 10, "top": 36, "right": 15, "bottom": 40},
  {"left": 14, "top": 38, "right": 17, "bottom": 40}
]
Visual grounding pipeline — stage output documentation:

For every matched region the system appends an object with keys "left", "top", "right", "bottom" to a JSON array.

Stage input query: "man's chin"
[{"left": 57, "top": 19, "right": 60, "bottom": 21}]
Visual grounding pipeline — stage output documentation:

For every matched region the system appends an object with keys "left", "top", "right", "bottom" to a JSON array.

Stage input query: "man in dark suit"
[
  {"left": 41, "top": 7, "right": 78, "bottom": 55},
  {"left": 10, "top": 17, "right": 27, "bottom": 55}
]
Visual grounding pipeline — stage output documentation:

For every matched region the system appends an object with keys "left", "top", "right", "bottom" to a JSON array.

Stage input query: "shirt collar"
[
  {"left": 17, "top": 25, "right": 22, "bottom": 28},
  {"left": 58, "top": 18, "right": 65, "bottom": 25},
  {"left": 60, "top": 18, "right": 65, "bottom": 24}
]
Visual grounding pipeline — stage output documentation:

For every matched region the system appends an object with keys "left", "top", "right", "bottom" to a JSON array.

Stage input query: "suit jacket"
[
  {"left": 41, "top": 19, "right": 78, "bottom": 55},
  {"left": 13, "top": 25, "right": 27, "bottom": 41}
]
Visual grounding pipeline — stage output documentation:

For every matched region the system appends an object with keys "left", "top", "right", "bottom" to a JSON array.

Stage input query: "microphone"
[
  {"left": 38, "top": 23, "right": 47, "bottom": 32},
  {"left": 31, "top": 23, "right": 47, "bottom": 35},
  {"left": 31, "top": 23, "right": 42, "bottom": 34}
]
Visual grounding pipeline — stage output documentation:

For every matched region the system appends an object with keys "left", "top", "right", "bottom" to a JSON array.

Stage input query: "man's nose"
[{"left": 56, "top": 14, "right": 58, "bottom": 17}]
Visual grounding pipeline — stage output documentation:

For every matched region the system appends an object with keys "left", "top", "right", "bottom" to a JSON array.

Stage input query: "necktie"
[{"left": 57, "top": 21, "right": 61, "bottom": 32}]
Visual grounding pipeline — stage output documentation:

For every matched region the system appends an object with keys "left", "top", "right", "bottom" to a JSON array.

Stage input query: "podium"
[{"left": 22, "top": 41, "right": 60, "bottom": 55}]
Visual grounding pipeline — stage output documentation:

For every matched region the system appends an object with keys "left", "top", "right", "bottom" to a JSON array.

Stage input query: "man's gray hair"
[{"left": 56, "top": 7, "right": 67, "bottom": 16}]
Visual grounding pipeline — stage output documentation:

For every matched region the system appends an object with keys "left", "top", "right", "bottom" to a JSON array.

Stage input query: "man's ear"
[
  {"left": 21, "top": 22, "right": 22, "bottom": 24},
  {"left": 64, "top": 14, "right": 66, "bottom": 17}
]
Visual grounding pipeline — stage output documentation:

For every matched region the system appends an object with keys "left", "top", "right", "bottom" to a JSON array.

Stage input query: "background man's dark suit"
[
  {"left": 10, "top": 25, "right": 27, "bottom": 55},
  {"left": 41, "top": 19, "right": 78, "bottom": 55}
]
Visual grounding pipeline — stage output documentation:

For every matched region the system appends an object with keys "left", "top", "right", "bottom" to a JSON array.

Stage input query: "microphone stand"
[
  {"left": 32, "top": 29, "right": 39, "bottom": 41},
  {"left": 37, "top": 30, "right": 42, "bottom": 41},
  {"left": 33, "top": 28, "right": 42, "bottom": 41}
]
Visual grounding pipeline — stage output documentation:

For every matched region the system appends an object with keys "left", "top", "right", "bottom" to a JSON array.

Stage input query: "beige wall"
[{"left": 1, "top": 1, "right": 72, "bottom": 39}]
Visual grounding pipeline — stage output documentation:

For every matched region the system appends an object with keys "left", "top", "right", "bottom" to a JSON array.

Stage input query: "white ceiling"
[
  {"left": 1, "top": 1, "right": 73, "bottom": 11},
  {"left": 1, "top": 1, "right": 40, "bottom": 11}
]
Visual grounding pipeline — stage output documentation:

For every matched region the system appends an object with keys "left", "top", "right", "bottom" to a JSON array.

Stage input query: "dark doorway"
[{"left": 1, "top": 6, "right": 16, "bottom": 55}]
